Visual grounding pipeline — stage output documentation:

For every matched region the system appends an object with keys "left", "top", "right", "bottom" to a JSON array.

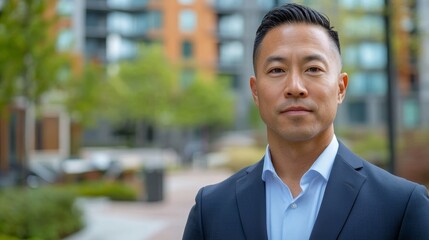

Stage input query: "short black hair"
[{"left": 253, "top": 3, "right": 340, "bottom": 67}]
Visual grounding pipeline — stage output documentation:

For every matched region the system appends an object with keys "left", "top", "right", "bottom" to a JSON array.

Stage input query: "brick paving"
[{"left": 64, "top": 169, "right": 232, "bottom": 240}]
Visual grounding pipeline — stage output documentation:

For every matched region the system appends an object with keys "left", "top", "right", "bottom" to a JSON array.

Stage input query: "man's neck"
[{"left": 267, "top": 131, "right": 334, "bottom": 196}]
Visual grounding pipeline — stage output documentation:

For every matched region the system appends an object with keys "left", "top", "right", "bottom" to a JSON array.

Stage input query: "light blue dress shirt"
[{"left": 262, "top": 135, "right": 339, "bottom": 240}]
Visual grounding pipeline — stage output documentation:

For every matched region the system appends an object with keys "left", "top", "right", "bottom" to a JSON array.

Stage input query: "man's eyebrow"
[
  {"left": 264, "top": 55, "right": 287, "bottom": 68},
  {"left": 303, "top": 54, "right": 328, "bottom": 65}
]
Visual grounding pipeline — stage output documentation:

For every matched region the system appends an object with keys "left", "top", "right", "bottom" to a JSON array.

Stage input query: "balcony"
[
  {"left": 214, "top": 0, "right": 243, "bottom": 13},
  {"left": 86, "top": 0, "right": 150, "bottom": 12},
  {"left": 86, "top": 0, "right": 109, "bottom": 11},
  {"left": 86, "top": 25, "right": 108, "bottom": 38}
]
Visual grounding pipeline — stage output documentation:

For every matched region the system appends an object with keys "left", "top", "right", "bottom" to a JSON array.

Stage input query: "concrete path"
[{"left": 64, "top": 169, "right": 232, "bottom": 240}]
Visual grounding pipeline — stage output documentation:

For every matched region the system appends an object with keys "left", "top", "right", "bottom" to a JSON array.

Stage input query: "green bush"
[
  {"left": 0, "top": 187, "right": 83, "bottom": 240},
  {"left": 224, "top": 146, "right": 265, "bottom": 172},
  {"left": 68, "top": 181, "right": 139, "bottom": 201},
  {"left": 337, "top": 128, "right": 388, "bottom": 167}
]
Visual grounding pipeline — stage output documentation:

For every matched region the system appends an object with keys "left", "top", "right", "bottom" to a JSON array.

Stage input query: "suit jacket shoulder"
[
  {"left": 310, "top": 142, "right": 429, "bottom": 240},
  {"left": 183, "top": 160, "right": 267, "bottom": 240}
]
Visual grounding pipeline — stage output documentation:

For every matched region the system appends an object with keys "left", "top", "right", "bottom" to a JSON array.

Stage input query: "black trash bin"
[{"left": 143, "top": 167, "right": 164, "bottom": 202}]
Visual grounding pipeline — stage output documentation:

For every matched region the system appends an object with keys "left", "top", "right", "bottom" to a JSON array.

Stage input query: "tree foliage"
[
  {"left": 62, "top": 61, "right": 106, "bottom": 126},
  {"left": 175, "top": 73, "right": 234, "bottom": 127},
  {"left": 0, "top": 0, "right": 70, "bottom": 110},
  {"left": 104, "top": 44, "right": 178, "bottom": 124},
  {"left": 105, "top": 43, "right": 234, "bottom": 128}
]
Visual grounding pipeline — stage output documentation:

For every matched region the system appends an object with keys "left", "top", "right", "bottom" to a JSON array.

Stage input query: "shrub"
[
  {"left": 224, "top": 146, "right": 265, "bottom": 172},
  {"left": 0, "top": 187, "right": 83, "bottom": 240},
  {"left": 67, "top": 180, "right": 139, "bottom": 201},
  {"left": 397, "top": 130, "right": 429, "bottom": 185}
]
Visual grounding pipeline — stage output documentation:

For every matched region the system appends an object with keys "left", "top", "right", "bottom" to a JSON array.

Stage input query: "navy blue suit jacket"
[{"left": 183, "top": 142, "right": 429, "bottom": 240}]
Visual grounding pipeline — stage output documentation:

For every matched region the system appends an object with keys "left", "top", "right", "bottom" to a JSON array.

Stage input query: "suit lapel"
[
  {"left": 236, "top": 160, "right": 268, "bottom": 240},
  {"left": 310, "top": 142, "right": 367, "bottom": 240}
]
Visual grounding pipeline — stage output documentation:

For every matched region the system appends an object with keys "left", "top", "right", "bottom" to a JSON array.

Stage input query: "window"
[
  {"left": 148, "top": 11, "right": 162, "bottom": 30},
  {"left": 219, "top": 41, "right": 243, "bottom": 66},
  {"left": 178, "top": 0, "right": 194, "bottom": 5},
  {"left": 57, "top": 0, "right": 74, "bottom": 16},
  {"left": 368, "top": 72, "right": 387, "bottom": 95},
  {"left": 340, "top": 0, "right": 383, "bottom": 10},
  {"left": 182, "top": 41, "right": 193, "bottom": 59},
  {"left": 359, "top": 43, "right": 386, "bottom": 69},
  {"left": 57, "top": 29, "right": 74, "bottom": 51},
  {"left": 179, "top": 10, "right": 196, "bottom": 32},
  {"left": 347, "top": 72, "right": 367, "bottom": 96},
  {"left": 218, "top": 14, "right": 243, "bottom": 38},
  {"left": 108, "top": 12, "right": 147, "bottom": 36},
  {"left": 347, "top": 100, "right": 367, "bottom": 124},
  {"left": 217, "top": 0, "right": 242, "bottom": 9},
  {"left": 107, "top": 34, "right": 138, "bottom": 61},
  {"left": 257, "top": 0, "right": 275, "bottom": 10},
  {"left": 347, "top": 72, "right": 387, "bottom": 96},
  {"left": 403, "top": 98, "right": 420, "bottom": 128},
  {"left": 343, "top": 45, "right": 358, "bottom": 66},
  {"left": 108, "top": 0, "right": 148, "bottom": 9},
  {"left": 343, "top": 16, "right": 384, "bottom": 39}
]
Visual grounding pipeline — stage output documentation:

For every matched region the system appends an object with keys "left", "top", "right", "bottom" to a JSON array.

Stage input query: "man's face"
[{"left": 250, "top": 23, "right": 348, "bottom": 143}]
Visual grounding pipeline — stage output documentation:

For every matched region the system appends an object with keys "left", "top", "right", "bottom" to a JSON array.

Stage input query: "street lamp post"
[{"left": 384, "top": 0, "right": 397, "bottom": 174}]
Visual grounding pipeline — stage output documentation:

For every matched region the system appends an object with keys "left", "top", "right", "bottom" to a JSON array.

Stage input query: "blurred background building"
[
  {"left": 1, "top": 0, "right": 429, "bottom": 184},
  {"left": 77, "top": 0, "right": 429, "bottom": 144}
]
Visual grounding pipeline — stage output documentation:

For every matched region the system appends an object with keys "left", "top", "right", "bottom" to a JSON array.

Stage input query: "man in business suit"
[{"left": 183, "top": 3, "right": 429, "bottom": 240}]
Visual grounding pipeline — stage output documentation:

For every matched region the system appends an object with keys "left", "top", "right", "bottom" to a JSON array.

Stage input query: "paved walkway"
[{"left": 64, "top": 169, "right": 232, "bottom": 240}]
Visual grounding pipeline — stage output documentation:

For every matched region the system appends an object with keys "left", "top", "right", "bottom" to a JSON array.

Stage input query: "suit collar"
[
  {"left": 310, "top": 142, "right": 366, "bottom": 239},
  {"left": 236, "top": 160, "right": 268, "bottom": 240}
]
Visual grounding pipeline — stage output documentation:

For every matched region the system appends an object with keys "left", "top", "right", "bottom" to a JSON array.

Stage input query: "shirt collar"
[{"left": 262, "top": 135, "right": 339, "bottom": 182}]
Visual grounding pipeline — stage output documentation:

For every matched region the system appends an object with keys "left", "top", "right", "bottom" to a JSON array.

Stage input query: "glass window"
[
  {"left": 218, "top": 14, "right": 243, "bottom": 38},
  {"left": 219, "top": 41, "right": 243, "bottom": 65},
  {"left": 179, "top": 10, "right": 196, "bottom": 32},
  {"left": 360, "top": 0, "right": 383, "bottom": 10},
  {"left": 108, "top": 12, "right": 147, "bottom": 36},
  {"left": 85, "top": 39, "right": 106, "bottom": 62},
  {"left": 148, "top": 11, "right": 162, "bottom": 30},
  {"left": 343, "top": 16, "right": 384, "bottom": 39},
  {"left": 340, "top": 0, "right": 383, "bottom": 10},
  {"left": 359, "top": 43, "right": 386, "bottom": 69},
  {"left": 57, "top": 29, "right": 74, "bottom": 51},
  {"left": 108, "top": 0, "right": 148, "bottom": 9},
  {"left": 343, "top": 45, "right": 358, "bottom": 66},
  {"left": 403, "top": 98, "right": 420, "bottom": 128},
  {"left": 368, "top": 72, "right": 387, "bottom": 95},
  {"left": 257, "top": 0, "right": 275, "bottom": 10},
  {"left": 182, "top": 41, "right": 193, "bottom": 59},
  {"left": 178, "top": 0, "right": 194, "bottom": 5},
  {"left": 348, "top": 72, "right": 387, "bottom": 96},
  {"left": 216, "top": 0, "right": 242, "bottom": 9},
  {"left": 347, "top": 100, "right": 367, "bottom": 124},
  {"left": 107, "top": 34, "right": 137, "bottom": 61},
  {"left": 347, "top": 72, "right": 367, "bottom": 96},
  {"left": 57, "top": 0, "right": 74, "bottom": 16}
]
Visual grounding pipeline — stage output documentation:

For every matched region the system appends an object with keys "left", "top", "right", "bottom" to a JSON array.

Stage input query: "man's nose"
[{"left": 283, "top": 71, "right": 308, "bottom": 98}]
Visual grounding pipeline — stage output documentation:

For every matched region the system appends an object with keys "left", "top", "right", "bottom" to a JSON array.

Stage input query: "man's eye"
[
  {"left": 306, "top": 67, "right": 321, "bottom": 73},
  {"left": 268, "top": 68, "right": 284, "bottom": 74}
]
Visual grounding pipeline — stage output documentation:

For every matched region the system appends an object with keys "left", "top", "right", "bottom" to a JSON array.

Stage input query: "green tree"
[
  {"left": 62, "top": 61, "right": 106, "bottom": 126},
  {"left": 175, "top": 72, "right": 234, "bottom": 128},
  {"left": 104, "top": 43, "right": 234, "bottom": 146},
  {"left": 0, "top": 0, "right": 69, "bottom": 109},
  {"left": 0, "top": 0, "right": 71, "bottom": 183},
  {"left": 104, "top": 44, "right": 178, "bottom": 125}
]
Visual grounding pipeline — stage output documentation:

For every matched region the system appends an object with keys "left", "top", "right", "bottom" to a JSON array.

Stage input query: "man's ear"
[
  {"left": 250, "top": 76, "right": 259, "bottom": 107},
  {"left": 338, "top": 72, "right": 348, "bottom": 104}
]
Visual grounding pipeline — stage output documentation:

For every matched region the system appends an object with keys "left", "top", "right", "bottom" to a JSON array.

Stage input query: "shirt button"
[{"left": 291, "top": 203, "right": 297, "bottom": 209}]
